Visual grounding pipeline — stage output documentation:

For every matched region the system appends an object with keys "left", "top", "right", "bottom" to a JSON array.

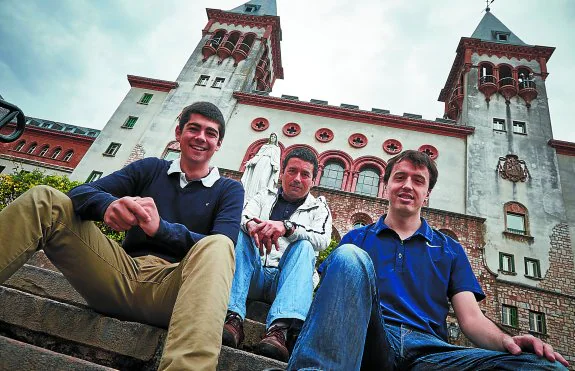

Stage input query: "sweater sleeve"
[
  {"left": 152, "top": 178, "right": 245, "bottom": 248},
  {"left": 67, "top": 158, "right": 157, "bottom": 221}
]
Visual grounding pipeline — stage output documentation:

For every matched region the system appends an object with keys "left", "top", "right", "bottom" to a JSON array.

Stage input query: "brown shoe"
[
  {"left": 254, "top": 323, "right": 289, "bottom": 362},
  {"left": 222, "top": 312, "right": 244, "bottom": 348}
]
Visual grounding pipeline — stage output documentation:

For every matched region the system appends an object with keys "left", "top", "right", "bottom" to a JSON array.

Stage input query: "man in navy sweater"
[{"left": 0, "top": 102, "right": 244, "bottom": 370}]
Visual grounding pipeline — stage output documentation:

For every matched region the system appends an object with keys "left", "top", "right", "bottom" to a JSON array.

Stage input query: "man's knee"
[
  {"left": 328, "top": 244, "right": 371, "bottom": 267},
  {"left": 26, "top": 185, "right": 70, "bottom": 204},
  {"left": 183, "top": 234, "right": 234, "bottom": 264}
]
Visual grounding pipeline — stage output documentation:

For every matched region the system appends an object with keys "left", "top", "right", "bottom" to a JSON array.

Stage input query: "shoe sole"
[{"left": 254, "top": 342, "right": 289, "bottom": 362}]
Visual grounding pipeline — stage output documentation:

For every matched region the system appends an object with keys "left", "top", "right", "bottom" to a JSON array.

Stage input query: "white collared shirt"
[{"left": 167, "top": 158, "right": 220, "bottom": 188}]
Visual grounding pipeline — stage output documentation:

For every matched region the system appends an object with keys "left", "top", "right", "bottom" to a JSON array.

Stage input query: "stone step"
[
  {"left": 0, "top": 335, "right": 117, "bottom": 371},
  {"left": 4, "top": 264, "right": 268, "bottom": 348},
  {"left": 26, "top": 251, "right": 273, "bottom": 321},
  {"left": 0, "top": 285, "right": 285, "bottom": 370}
]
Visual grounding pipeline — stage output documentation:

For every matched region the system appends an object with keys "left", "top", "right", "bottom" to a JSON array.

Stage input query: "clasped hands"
[
  {"left": 104, "top": 196, "right": 160, "bottom": 236},
  {"left": 246, "top": 217, "right": 286, "bottom": 256}
]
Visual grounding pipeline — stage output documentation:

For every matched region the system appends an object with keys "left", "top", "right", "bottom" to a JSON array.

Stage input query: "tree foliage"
[
  {"left": 0, "top": 169, "right": 125, "bottom": 242},
  {"left": 317, "top": 238, "right": 338, "bottom": 266}
]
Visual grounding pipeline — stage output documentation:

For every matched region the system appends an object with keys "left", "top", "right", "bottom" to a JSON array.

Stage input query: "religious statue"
[{"left": 241, "top": 133, "right": 281, "bottom": 201}]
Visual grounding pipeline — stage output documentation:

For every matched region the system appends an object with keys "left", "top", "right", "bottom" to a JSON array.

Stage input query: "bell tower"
[
  {"left": 438, "top": 9, "right": 567, "bottom": 287},
  {"left": 72, "top": 0, "right": 283, "bottom": 181}
]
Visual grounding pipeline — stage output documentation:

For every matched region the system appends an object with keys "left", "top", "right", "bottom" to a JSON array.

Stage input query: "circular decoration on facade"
[
  {"left": 418, "top": 144, "right": 439, "bottom": 160},
  {"left": 251, "top": 117, "right": 269, "bottom": 132},
  {"left": 315, "top": 128, "right": 334, "bottom": 143},
  {"left": 348, "top": 133, "right": 368, "bottom": 148},
  {"left": 382, "top": 139, "right": 402, "bottom": 155},
  {"left": 282, "top": 122, "right": 301, "bottom": 137}
]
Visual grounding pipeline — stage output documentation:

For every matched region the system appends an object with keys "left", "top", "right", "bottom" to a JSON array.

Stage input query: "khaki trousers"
[{"left": 0, "top": 185, "right": 235, "bottom": 370}]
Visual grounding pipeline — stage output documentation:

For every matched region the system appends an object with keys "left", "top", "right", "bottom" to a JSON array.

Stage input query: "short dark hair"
[
  {"left": 178, "top": 102, "right": 226, "bottom": 140},
  {"left": 383, "top": 150, "right": 438, "bottom": 190},
  {"left": 282, "top": 148, "right": 319, "bottom": 179}
]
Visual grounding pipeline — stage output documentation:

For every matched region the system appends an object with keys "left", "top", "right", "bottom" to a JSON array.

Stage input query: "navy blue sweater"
[{"left": 68, "top": 157, "right": 244, "bottom": 262}]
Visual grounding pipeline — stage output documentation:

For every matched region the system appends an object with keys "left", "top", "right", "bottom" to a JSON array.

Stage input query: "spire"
[
  {"left": 229, "top": 0, "right": 277, "bottom": 16},
  {"left": 471, "top": 11, "right": 527, "bottom": 46}
]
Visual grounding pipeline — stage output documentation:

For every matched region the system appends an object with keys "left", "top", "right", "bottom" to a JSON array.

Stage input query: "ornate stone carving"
[{"left": 497, "top": 154, "right": 530, "bottom": 182}]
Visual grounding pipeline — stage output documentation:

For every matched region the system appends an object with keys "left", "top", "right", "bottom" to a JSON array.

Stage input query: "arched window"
[
  {"left": 498, "top": 65, "right": 514, "bottom": 87},
  {"left": 51, "top": 148, "right": 62, "bottom": 159},
  {"left": 319, "top": 161, "right": 345, "bottom": 190},
  {"left": 14, "top": 140, "right": 26, "bottom": 152},
  {"left": 479, "top": 63, "right": 495, "bottom": 84},
  {"left": 27, "top": 143, "right": 37, "bottom": 154},
  {"left": 355, "top": 167, "right": 380, "bottom": 197},
  {"left": 63, "top": 150, "right": 74, "bottom": 162},
  {"left": 39, "top": 145, "right": 49, "bottom": 157},
  {"left": 504, "top": 202, "right": 529, "bottom": 236},
  {"left": 353, "top": 222, "right": 366, "bottom": 229}
]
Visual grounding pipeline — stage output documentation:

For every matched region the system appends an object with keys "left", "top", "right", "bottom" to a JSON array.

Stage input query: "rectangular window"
[
  {"left": 212, "top": 77, "right": 225, "bottom": 89},
  {"left": 525, "top": 258, "right": 541, "bottom": 278},
  {"left": 499, "top": 253, "right": 515, "bottom": 273},
  {"left": 506, "top": 212, "right": 526, "bottom": 235},
  {"left": 493, "top": 118, "right": 505, "bottom": 131},
  {"left": 86, "top": 171, "right": 103, "bottom": 183},
  {"left": 163, "top": 149, "right": 180, "bottom": 161},
  {"left": 0, "top": 165, "right": 5, "bottom": 173},
  {"left": 197, "top": 75, "right": 210, "bottom": 86},
  {"left": 512, "top": 121, "right": 527, "bottom": 134},
  {"left": 529, "top": 311, "right": 546, "bottom": 334},
  {"left": 138, "top": 93, "right": 153, "bottom": 105},
  {"left": 103, "top": 142, "right": 121, "bottom": 157},
  {"left": 501, "top": 305, "right": 518, "bottom": 327},
  {"left": 122, "top": 116, "right": 138, "bottom": 129}
]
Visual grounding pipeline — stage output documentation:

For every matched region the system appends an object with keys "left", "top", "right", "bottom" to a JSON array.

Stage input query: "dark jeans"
[{"left": 287, "top": 244, "right": 567, "bottom": 371}]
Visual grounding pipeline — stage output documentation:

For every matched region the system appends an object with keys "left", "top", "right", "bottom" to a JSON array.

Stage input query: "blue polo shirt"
[{"left": 337, "top": 216, "right": 485, "bottom": 341}]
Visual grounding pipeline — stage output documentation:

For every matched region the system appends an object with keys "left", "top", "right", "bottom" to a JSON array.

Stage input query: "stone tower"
[
  {"left": 72, "top": 0, "right": 283, "bottom": 181},
  {"left": 438, "top": 9, "right": 570, "bottom": 288}
]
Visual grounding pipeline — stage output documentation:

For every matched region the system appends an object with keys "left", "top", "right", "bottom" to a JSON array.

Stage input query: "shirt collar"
[
  {"left": 277, "top": 187, "right": 308, "bottom": 205},
  {"left": 373, "top": 215, "right": 433, "bottom": 242},
  {"left": 167, "top": 158, "right": 220, "bottom": 188}
]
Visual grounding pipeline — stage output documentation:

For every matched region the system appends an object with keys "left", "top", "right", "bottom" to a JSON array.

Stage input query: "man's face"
[
  {"left": 175, "top": 113, "right": 221, "bottom": 168},
  {"left": 281, "top": 157, "right": 315, "bottom": 202},
  {"left": 384, "top": 160, "right": 431, "bottom": 217}
]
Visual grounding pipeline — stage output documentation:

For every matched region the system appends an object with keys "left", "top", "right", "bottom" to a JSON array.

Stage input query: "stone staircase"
[{"left": 0, "top": 252, "right": 286, "bottom": 371}]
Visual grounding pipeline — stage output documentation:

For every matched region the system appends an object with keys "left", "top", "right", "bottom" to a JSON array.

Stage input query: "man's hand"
[
  {"left": 503, "top": 334, "right": 569, "bottom": 367},
  {"left": 133, "top": 197, "right": 161, "bottom": 237},
  {"left": 247, "top": 218, "right": 286, "bottom": 256},
  {"left": 104, "top": 197, "right": 150, "bottom": 232}
]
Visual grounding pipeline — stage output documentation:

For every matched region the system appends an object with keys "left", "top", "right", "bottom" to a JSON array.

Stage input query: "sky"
[{"left": 1, "top": 0, "right": 574, "bottom": 142}]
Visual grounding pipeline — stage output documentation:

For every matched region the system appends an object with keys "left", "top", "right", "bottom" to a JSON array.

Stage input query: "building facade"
[
  {"left": 14, "top": 0, "right": 575, "bottom": 361},
  {"left": 0, "top": 117, "right": 99, "bottom": 177}
]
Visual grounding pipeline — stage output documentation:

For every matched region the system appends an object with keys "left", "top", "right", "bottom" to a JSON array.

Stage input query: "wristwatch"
[{"left": 283, "top": 220, "right": 295, "bottom": 236}]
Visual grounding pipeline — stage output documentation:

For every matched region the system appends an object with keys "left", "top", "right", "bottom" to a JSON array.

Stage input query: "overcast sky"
[{"left": 1, "top": 0, "right": 573, "bottom": 142}]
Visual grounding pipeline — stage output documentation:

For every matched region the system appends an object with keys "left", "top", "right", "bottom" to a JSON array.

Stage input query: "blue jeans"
[
  {"left": 288, "top": 244, "right": 567, "bottom": 371},
  {"left": 228, "top": 231, "right": 316, "bottom": 328}
]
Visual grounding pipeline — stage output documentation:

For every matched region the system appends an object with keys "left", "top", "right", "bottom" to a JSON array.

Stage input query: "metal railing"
[
  {"left": 498, "top": 77, "right": 516, "bottom": 87},
  {"left": 0, "top": 99, "right": 26, "bottom": 143},
  {"left": 479, "top": 75, "right": 496, "bottom": 84}
]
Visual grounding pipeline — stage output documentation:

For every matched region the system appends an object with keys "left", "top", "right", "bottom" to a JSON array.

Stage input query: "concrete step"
[
  {"left": 25, "top": 251, "right": 273, "bottom": 321},
  {"left": 0, "top": 335, "right": 117, "bottom": 371},
  {"left": 4, "top": 264, "right": 268, "bottom": 348},
  {"left": 0, "top": 285, "right": 285, "bottom": 370}
]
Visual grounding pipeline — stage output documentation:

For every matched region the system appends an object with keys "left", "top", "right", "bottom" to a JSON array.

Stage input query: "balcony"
[
  {"left": 518, "top": 79, "right": 538, "bottom": 107},
  {"left": 232, "top": 42, "right": 252, "bottom": 65},
  {"left": 478, "top": 75, "right": 497, "bottom": 102},
  {"left": 216, "top": 40, "right": 236, "bottom": 61},
  {"left": 201, "top": 39, "right": 219, "bottom": 61},
  {"left": 498, "top": 77, "right": 518, "bottom": 103}
]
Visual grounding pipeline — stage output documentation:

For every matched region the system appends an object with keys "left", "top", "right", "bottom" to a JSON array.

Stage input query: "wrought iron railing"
[{"left": 0, "top": 99, "right": 26, "bottom": 143}]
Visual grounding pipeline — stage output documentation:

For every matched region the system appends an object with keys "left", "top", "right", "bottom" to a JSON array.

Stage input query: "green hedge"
[{"left": 0, "top": 169, "right": 125, "bottom": 242}]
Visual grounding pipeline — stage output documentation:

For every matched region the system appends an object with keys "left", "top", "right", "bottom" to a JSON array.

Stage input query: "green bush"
[
  {"left": 317, "top": 238, "right": 338, "bottom": 266},
  {"left": 0, "top": 168, "right": 125, "bottom": 242}
]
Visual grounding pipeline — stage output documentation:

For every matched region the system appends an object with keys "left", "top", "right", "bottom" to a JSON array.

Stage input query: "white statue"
[{"left": 241, "top": 133, "right": 281, "bottom": 201}]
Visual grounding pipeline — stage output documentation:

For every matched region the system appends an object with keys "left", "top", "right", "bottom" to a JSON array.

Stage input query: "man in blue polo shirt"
[
  {"left": 288, "top": 150, "right": 569, "bottom": 370},
  {"left": 0, "top": 102, "right": 244, "bottom": 371}
]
